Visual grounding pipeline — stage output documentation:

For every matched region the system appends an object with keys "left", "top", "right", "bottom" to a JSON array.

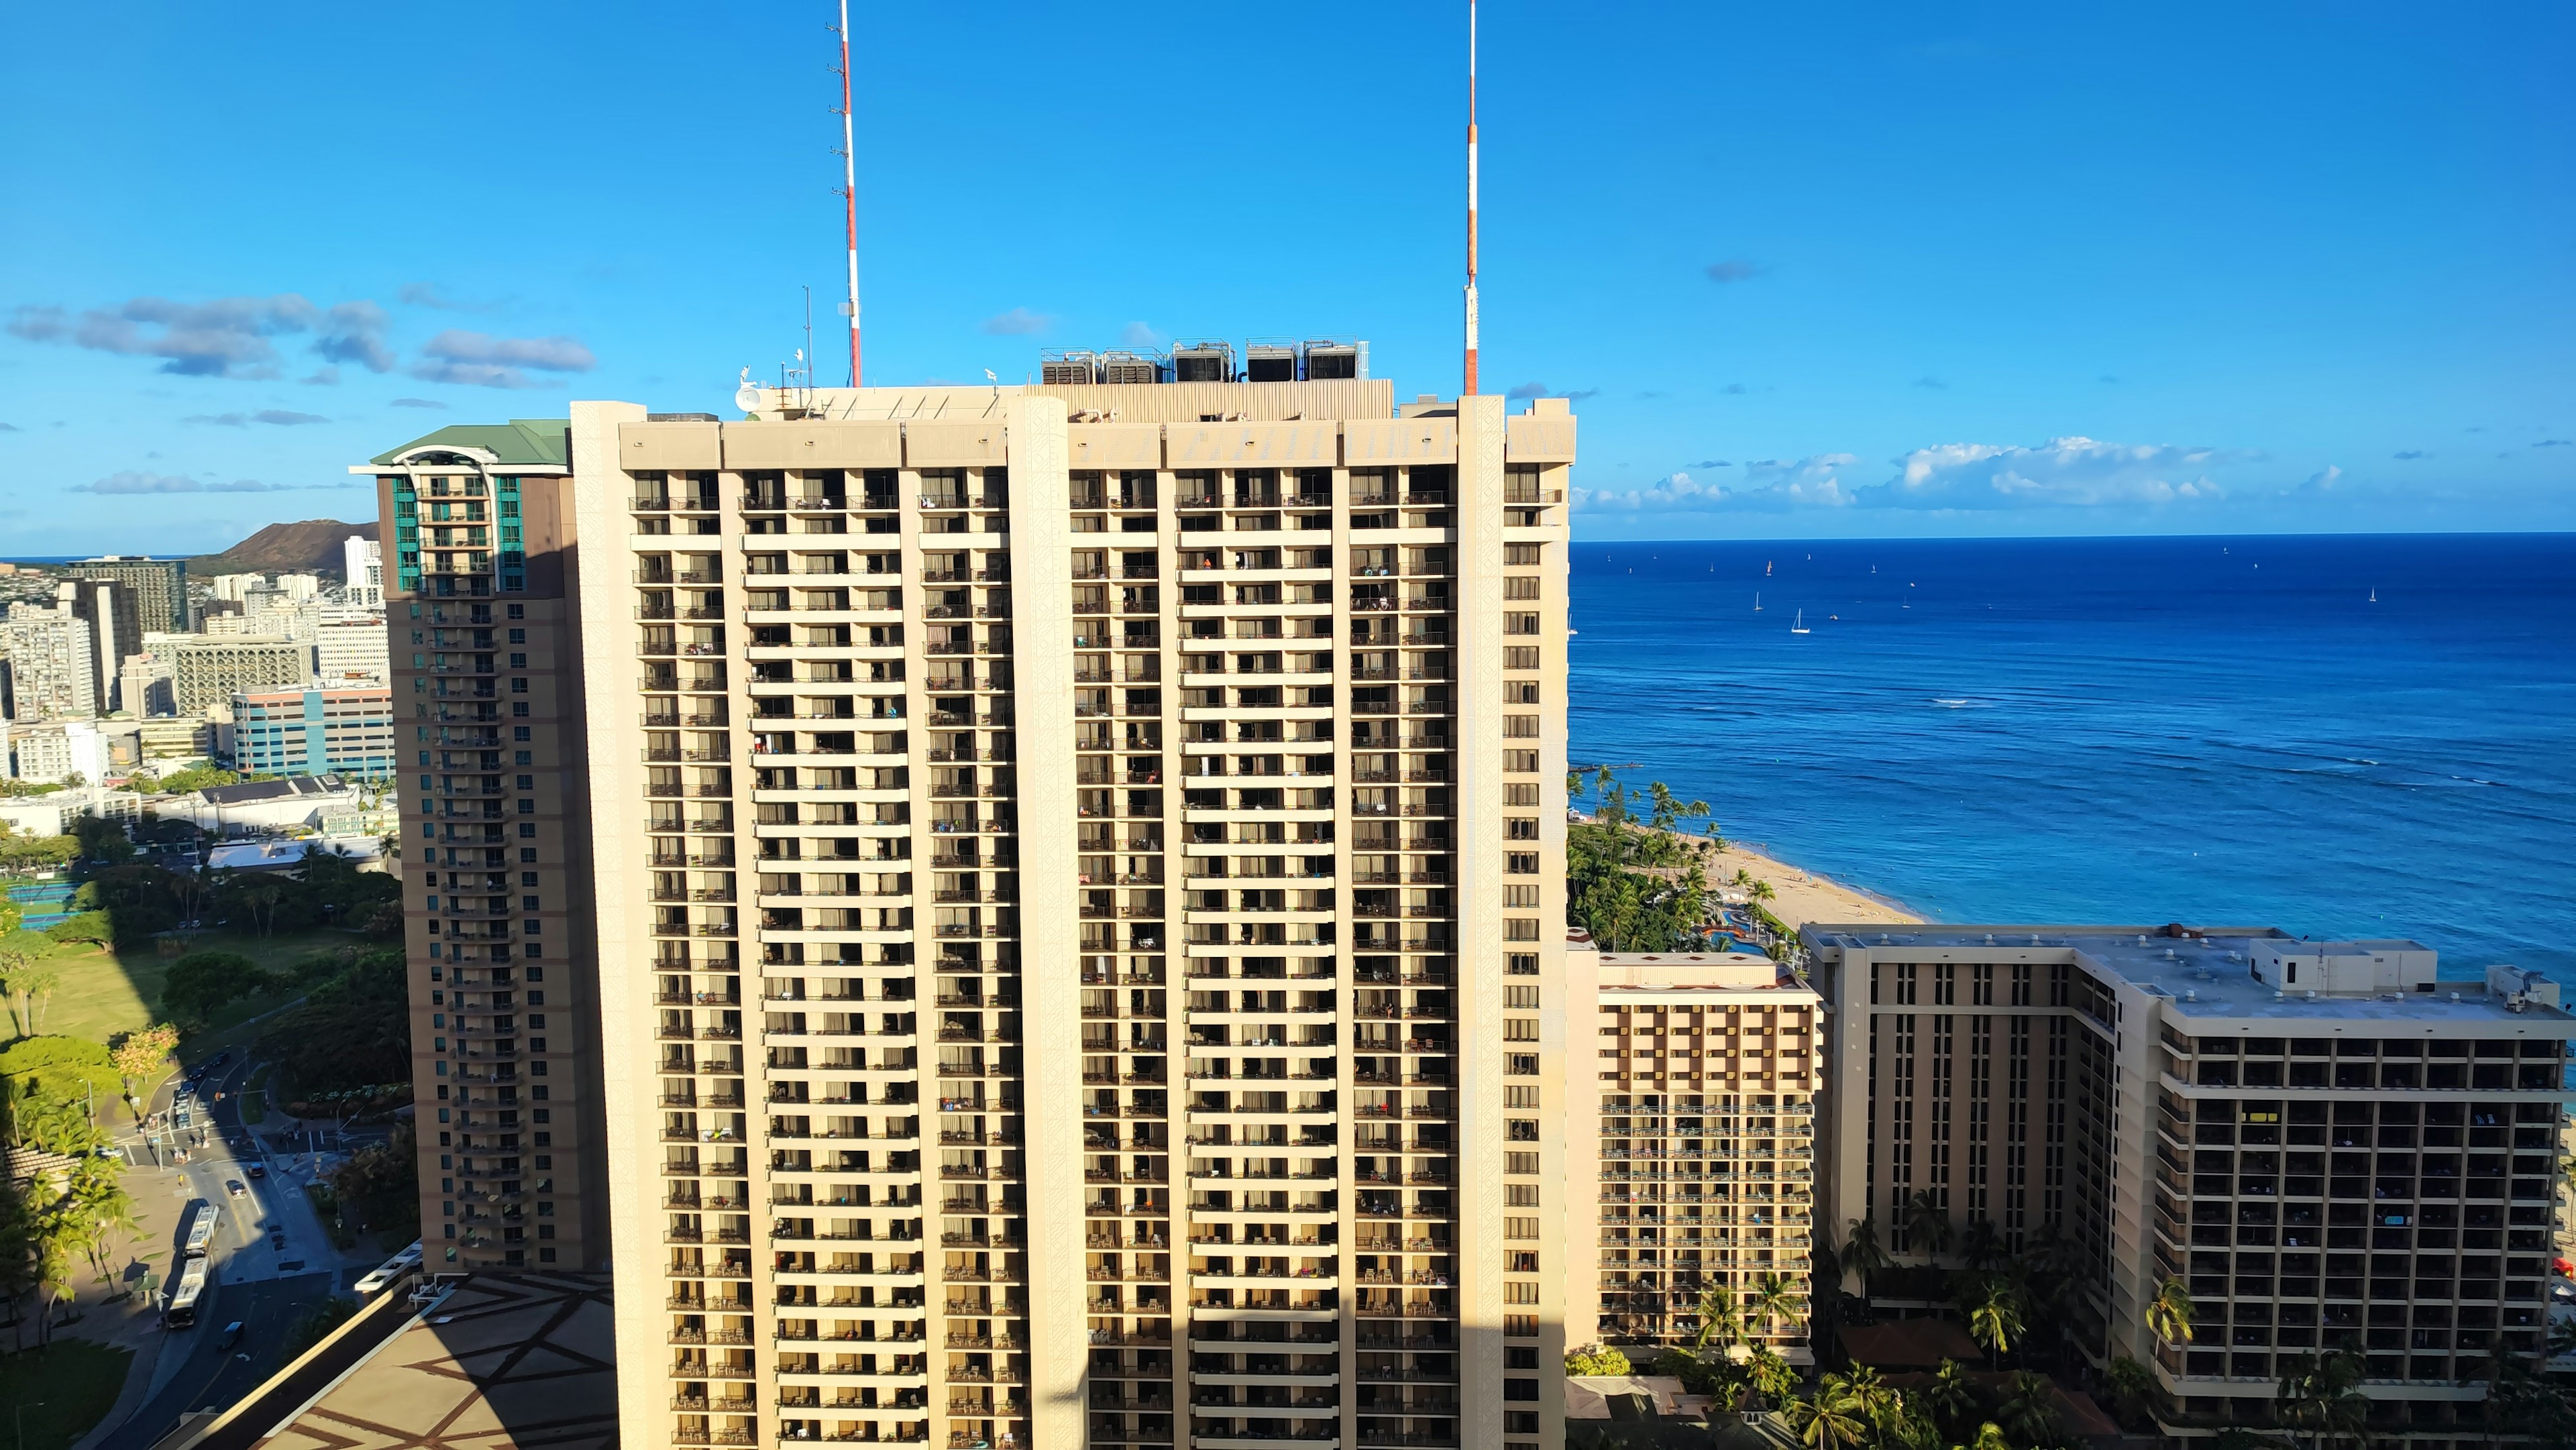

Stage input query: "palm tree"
[
  {"left": 1902, "top": 1190, "right": 1953, "bottom": 1262},
  {"left": 2145, "top": 1274, "right": 2196, "bottom": 1352},
  {"left": 1784, "top": 1378, "right": 1870, "bottom": 1450},
  {"left": 2275, "top": 1346, "right": 2368, "bottom": 1450},
  {"left": 1954, "top": 1216, "right": 2007, "bottom": 1272},
  {"left": 1750, "top": 1271, "right": 1799, "bottom": 1345},
  {"left": 1960, "top": 1423, "right": 2010, "bottom": 1450},
  {"left": 1693, "top": 1283, "right": 1744, "bottom": 1353},
  {"left": 1996, "top": 1371, "right": 2059, "bottom": 1447},
  {"left": 1967, "top": 1280, "right": 2024, "bottom": 1370},
  {"left": 1841, "top": 1217, "right": 1891, "bottom": 1296},
  {"left": 1746, "top": 1345, "right": 1796, "bottom": 1408},
  {"left": 2102, "top": 1354, "right": 2157, "bottom": 1430},
  {"left": 1923, "top": 1359, "right": 1975, "bottom": 1437}
]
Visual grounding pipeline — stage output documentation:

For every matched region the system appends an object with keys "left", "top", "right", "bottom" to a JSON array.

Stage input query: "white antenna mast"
[
  {"left": 1462, "top": 0, "right": 1479, "bottom": 398},
  {"left": 833, "top": 0, "right": 862, "bottom": 386}
]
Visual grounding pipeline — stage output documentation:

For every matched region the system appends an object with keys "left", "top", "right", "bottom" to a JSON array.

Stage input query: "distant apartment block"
[
  {"left": 347, "top": 534, "right": 386, "bottom": 606},
  {"left": 319, "top": 608, "right": 392, "bottom": 684},
  {"left": 70, "top": 555, "right": 188, "bottom": 632},
  {"left": 1562, "top": 938, "right": 1821, "bottom": 1360},
  {"left": 62, "top": 578, "right": 140, "bottom": 712},
  {"left": 172, "top": 636, "right": 310, "bottom": 715},
  {"left": 3, "top": 718, "right": 110, "bottom": 785},
  {"left": 0, "top": 605, "right": 98, "bottom": 722},
  {"left": 234, "top": 685, "right": 398, "bottom": 779},
  {"left": 1805, "top": 924, "right": 2575, "bottom": 1448}
]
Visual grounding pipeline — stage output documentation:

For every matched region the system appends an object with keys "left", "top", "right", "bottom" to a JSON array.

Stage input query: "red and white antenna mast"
[
  {"left": 833, "top": 0, "right": 862, "bottom": 387},
  {"left": 1462, "top": 0, "right": 1479, "bottom": 398}
]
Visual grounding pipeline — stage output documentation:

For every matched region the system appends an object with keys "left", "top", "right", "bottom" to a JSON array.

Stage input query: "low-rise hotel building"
[
  {"left": 1805, "top": 924, "right": 2575, "bottom": 1449},
  {"left": 1563, "top": 935, "right": 1820, "bottom": 1361}
]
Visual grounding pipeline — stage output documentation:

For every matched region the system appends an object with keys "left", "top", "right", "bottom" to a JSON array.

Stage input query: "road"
[{"left": 92, "top": 1053, "right": 356, "bottom": 1450}]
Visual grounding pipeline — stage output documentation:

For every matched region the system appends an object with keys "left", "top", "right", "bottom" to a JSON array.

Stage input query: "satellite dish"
[{"left": 735, "top": 384, "right": 763, "bottom": 412}]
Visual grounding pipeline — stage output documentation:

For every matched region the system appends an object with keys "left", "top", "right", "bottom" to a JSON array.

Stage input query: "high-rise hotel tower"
[{"left": 364, "top": 361, "right": 1578, "bottom": 1450}]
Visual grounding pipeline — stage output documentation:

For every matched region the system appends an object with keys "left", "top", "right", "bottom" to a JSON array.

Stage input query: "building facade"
[
  {"left": 346, "top": 534, "right": 386, "bottom": 607},
  {"left": 360, "top": 418, "right": 614, "bottom": 1289},
  {"left": 319, "top": 608, "right": 392, "bottom": 685},
  {"left": 0, "top": 606, "right": 97, "bottom": 722},
  {"left": 172, "top": 637, "right": 311, "bottom": 715},
  {"left": 1805, "top": 924, "right": 2576, "bottom": 1450},
  {"left": 3, "top": 719, "right": 110, "bottom": 785},
  {"left": 70, "top": 555, "right": 189, "bottom": 633},
  {"left": 367, "top": 370, "right": 1576, "bottom": 1450},
  {"left": 1561, "top": 940, "right": 1820, "bottom": 1362},
  {"left": 234, "top": 685, "right": 398, "bottom": 779},
  {"left": 64, "top": 579, "right": 140, "bottom": 714}
]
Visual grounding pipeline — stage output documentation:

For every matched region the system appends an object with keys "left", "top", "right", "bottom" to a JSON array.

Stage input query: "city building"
[
  {"left": 0, "top": 603, "right": 98, "bottom": 722},
  {"left": 234, "top": 685, "right": 398, "bottom": 779},
  {"left": 70, "top": 555, "right": 189, "bottom": 632},
  {"left": 3, "top": 718, "right": 110, "bottom": 785},
  {"left": 136, "top": 714, "right": 213, "bottom": 762},
  {"left": 0, "top": 781, "right": 140, "bottom": 838},
  {"left": 345, "top": 534, "right": 386, "bottom": 606},
  {"left": 1561, "top": 938, "right": 1821, "bottom": 1362},
  {"left": 119, "top": 649, "right": 176, "bottom": 717},
  {"left": 319, "top": 606, "right": 392, "bottom": 685},
  {"left": 172, "top": 636, "right": 311, "bottom": 714},
  {"left": 172, "top": 773, "right": 363, "bottom": 835},
  {"left": 1803, "top": 924, "right": 2576, "bottom": 1449},
  {"left": 362, "top": 418, "right": 614, "bottom": 1302},
  {"left": 62, "top": 577, "right": 140, "bottom": 712},
  {"left": 363, "top": 366, "right": 1577, "bottom": 1450}
]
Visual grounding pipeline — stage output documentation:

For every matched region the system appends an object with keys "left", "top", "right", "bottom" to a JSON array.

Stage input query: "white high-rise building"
[
  {"left": 345, "top": 535, "right": 386, "bottom": 607},
  {"left": 0, "top": 604, "right": 99, "bottom": 722}
]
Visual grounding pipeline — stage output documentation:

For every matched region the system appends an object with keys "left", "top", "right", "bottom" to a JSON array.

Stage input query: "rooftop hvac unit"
[
  {"left": 1041, "top": 351, "right": 1099, "bottom": 385},
  {"left": 1303, "top": 339, "right": 1365, "bottom": 380},
  {"left": 1171, "top": 341, "right": 1235, "bottom": 384},
  {"left": 1097, "top": 351, "right": 1163, "bottom": 386},
  {"left": 1244, "top": 343, "right": 1298, "bottom": 383}
]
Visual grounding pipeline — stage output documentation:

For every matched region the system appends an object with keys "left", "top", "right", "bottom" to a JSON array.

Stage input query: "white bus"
[
  {"left": 166, "top": 1255, "right": 211, "bottom": 1328},
  {"left": 180, "top": 1201, "right": 216, "bottom": 1258}
]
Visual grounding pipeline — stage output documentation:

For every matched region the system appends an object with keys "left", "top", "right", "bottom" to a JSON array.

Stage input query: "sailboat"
[
  {"left": 2369, "top": 588, "right": 2378, "bottom": 603},
  {"left": 1765, "top": 560, "right": 1774, "bottom": 577},
  {"left": 1790, "top": 610, "right": 1811, "bottom": 635},
  {"left": 1753, "top": 593, "right": 1762, "bottom": 612}
]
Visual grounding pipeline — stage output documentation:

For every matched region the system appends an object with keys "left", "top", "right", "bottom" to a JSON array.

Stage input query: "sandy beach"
[
  {"left": 1705, "top": 839, "right": 1924, "bottom": 930},
  {"left": 1577, "top": 811, "right": 1925, "bottom": 930}
]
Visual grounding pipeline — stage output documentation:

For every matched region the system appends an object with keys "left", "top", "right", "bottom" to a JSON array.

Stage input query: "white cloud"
[
  {"left": 980, "top": 307, "right": 1055, "bottom": 337},
  {"left": 1118, "top": 321, "right": 1163, "bottom": 349},
  {"left": 1576, "top": 437, "right": 2244, "bottom": 514},
  {"left": 410, "top": 329, "right": 596, "bottom": 388}
]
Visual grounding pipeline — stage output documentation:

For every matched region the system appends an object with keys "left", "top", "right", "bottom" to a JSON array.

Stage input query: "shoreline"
[
  {"left": 1705, "top": 838, "right": 1926, "bottom": 930},
  {"left": 1577, "top": 812, "right": 1925, "bottom": 929}
]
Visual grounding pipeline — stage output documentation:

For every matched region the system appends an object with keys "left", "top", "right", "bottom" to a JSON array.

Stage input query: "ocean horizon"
[{"left": 1568, "top": 532, "right": 2576, "bottom": 977}]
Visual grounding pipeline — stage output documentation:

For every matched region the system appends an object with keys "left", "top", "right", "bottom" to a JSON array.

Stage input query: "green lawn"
[
  {"left": 0, "top": 1340, "right": 133, "bottom": 1450},
  {"left": 34, "top": 927, "right": 360, "bottom": 1046}
]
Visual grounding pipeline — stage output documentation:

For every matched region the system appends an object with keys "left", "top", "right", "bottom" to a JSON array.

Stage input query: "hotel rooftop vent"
[
  {"left": 1303, "top": 337, "right": 1366, "bottom": 380},
  {"left": 1171, "top": 339, "right": 1235, "bottom": 382},
  {"left": 1096, "top": 349, "right": 1163, "bottom": 385},
  {"left": 1040, "top": 350, "right": 1099, "bottom": 385},
  {"left": 1244, "top": 340, "right": 1299, "bottom": 382}
]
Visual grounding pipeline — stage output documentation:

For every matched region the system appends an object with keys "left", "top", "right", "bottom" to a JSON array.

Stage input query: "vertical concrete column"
[
  {"left": 1451, "top": 391, "right": 1510, "bottom": 1450},
  {"left": 1003, "top": 395, "right": 1087, "bottom": 1444},
  {"left": 566, "top": 399, "right": 663, "bottom": 1445}
]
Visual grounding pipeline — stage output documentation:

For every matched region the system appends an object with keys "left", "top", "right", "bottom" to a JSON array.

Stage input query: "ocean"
[{"left": 1567, "top": 534, "right": 2576, "bottom": 977}]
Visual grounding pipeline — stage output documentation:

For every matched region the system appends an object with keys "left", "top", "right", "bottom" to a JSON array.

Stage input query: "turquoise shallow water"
[{"left": 1567, "top": 534, "right": 2576, "bottom": 976}]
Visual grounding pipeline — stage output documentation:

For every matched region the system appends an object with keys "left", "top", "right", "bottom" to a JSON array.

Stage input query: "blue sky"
[{"left": 1, "top": 1, "right": 2569, "bottom": 552}]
